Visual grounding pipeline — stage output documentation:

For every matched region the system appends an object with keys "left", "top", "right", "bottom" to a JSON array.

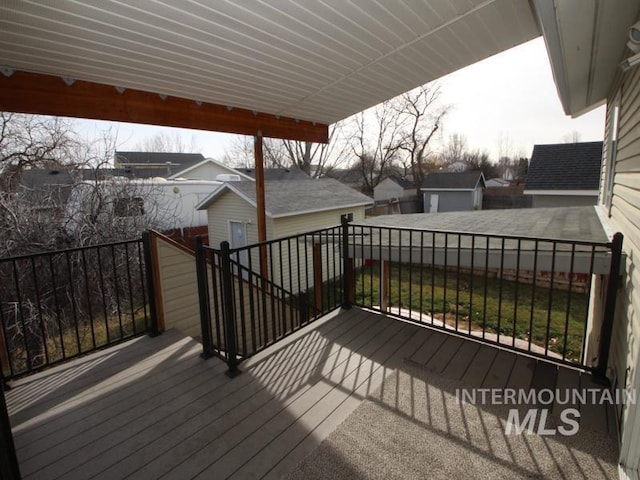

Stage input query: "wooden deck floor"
[{"left": 6, "top": 308, "right": 618, "bottom": 479}]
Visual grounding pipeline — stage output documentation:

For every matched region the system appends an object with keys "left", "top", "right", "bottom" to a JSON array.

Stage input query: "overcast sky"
[{"left": 77, "top": 37, "right": 605, "bottom": 162}]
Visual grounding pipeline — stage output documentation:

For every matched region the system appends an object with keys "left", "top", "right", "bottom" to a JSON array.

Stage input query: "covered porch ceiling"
[
  {"left": 534, "top": 0, "right": 640, "bottom": 117},
  {"left": 0, "top": 0, "right": 540, "bottom": 142}
]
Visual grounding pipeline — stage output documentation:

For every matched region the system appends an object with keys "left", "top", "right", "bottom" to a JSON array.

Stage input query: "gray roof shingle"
[
  {"left": 421, "top": 171, "right": 484, "bottom": 190},
  {"left": 198, "top": 178, "right": 372, "bottom": 217},
  {"left": 115, "top": 151, "right": 206, "bottom": 178},
  {"left": 20, "top": 168, "right": 74, "bottom": 189},
  {"left": 388, "top": 175, "right": 415, "bottom": 189},
  {"left": 524, "top": 141, "right": 603, "bottom": 190},
  {"left": 234, "top": 167, "right": 310, "bottom": 180}
]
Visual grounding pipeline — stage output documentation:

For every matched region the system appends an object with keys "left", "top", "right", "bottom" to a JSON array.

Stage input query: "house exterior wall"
[
  {"left": 422, "top": 190, "right": 475, "bottom": 212},
  {"left": 206, "top": 192, "right": 366, "bottom": 294},
  {"left": 599, "top": 65, "right": 640, "bottom": 474},
  {"left": 66, "top": 180, "right": 217, "bottom": 232},
  {"left": 206, "top": 190, "right": 275, "bottom": 249},
  {"left": 373, "top": 179, "right": 413, "bottom": 201},
  {"left": 272, "top": 207, "right": 366, "bottom": 293},
  {"left": 273, "top": 207, "right": 365, "bottom": 239},
  {"left": 531, "top": 194, "right": 598, "bottom": 208},
  {"left": 154, "top": 234, "right": 200, "bottom": 338},
  {"left": 176, "top": 162, "right": 238, "bottom": 181}
]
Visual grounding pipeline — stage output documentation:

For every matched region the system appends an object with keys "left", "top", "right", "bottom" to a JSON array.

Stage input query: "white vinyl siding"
[
  {"left": 207, "top": 196, "right": 365, "bottom": 294},
  {"left": 271, "top": 207, "right": 366, "bottom": 294},
  {"left": 601, "top": 65, "right": 640, "bottom": 474},
  {"left": 155, "top": 236, "right": 200, "bottom": 338},
  {"left": 177, "top": 163, "right": 237, "bottom": 181},
  {"left": 206, "top": 190, "right": 274, "bottom": 249},
  {"left": 373, "top": 178, "right": 414, "bottom": 201},
  {"left": 273, "top": 207, "right": 365, "bottom": 239}
]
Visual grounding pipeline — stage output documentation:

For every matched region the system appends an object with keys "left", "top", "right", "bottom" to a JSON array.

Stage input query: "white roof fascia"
[
  {"left": 420, "top": 188, "right": 476, "bottom": 192},
  {"left": 524, "top": 189, "right": 599, "bottom": 196},
  {"left": 270, "top": 201, "right": 373, "bottom": 219},
  {"left": 196, "top": 183, "right": 372, "bottom": 217},
  {"left": 195, "top": 183, "right": 253, "bottom": 210},
  {"left": 169, "top": 158, "right": 254, "bottom": 180},
  {"left": 532, "top": 0, "right": 572, "bottom": 115}
]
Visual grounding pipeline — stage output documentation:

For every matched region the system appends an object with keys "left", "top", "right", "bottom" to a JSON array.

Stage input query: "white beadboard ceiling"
[{"left": 0, "top": 0, "right": 540, "bottom": 125}]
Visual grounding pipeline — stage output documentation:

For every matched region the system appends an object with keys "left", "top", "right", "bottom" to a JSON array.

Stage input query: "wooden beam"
[
  {"left": 0, "top": 70, "right": 329, "bottom": 143},
  {"left": 254, "top": 135, "right": 269, "bottom": 280}
]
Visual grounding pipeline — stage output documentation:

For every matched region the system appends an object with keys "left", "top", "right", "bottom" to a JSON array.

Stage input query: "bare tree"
[
  {"left": 442, "top": 133, "right": 468, "bottom": 167},
  {"left": 396, "top": 85, "right": 449, "bottom": 194},
  {"left": 463, "top": 150, "right": 499, "bottom": 179},
  {"left": 223, "top": 121, "right": 352, "bottom": 177},
  {"left": 133, "top": 131, "right": 199, "bottom": 153},
  {"left": 0, "top": 113, "right": 78, "bottom": 189},
  {"left": 263, "top": 120, "right": 352, "bottom": 177},
  {"left": 350, "top": 100, "right": 406, "bottom": 195},
  {"left": 222, "top": 135, "right": 255, "bottom": 168},
  {"left": 562, "top": 130, "right": 582, "bottom": 143},
  {"left": 0, "top": 115, "right": 183, "bottom": 256}
]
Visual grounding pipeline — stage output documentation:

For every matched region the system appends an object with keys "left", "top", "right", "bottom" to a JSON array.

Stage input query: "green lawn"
[
  {"left": 3, "top": 306, "right": 150, "bottom": 377},
  {"left": 354, "top": 263, "right": 589, "bottom": 362}
]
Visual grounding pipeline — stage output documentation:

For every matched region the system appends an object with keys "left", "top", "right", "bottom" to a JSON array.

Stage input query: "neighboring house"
[
  {"left": 234, "top": 167, "right": 309, "bottom": 181},
  {"left": 114, "top": 151, "right": 206, "bottom": 178},
  {"left": 197, "top": 178, "right": 372, "bottom": 247},
  {"left": 373, "top": 176, "right": 416, "bottom": 202},
  {"left": 114, "top": 151, "right": 248, "bottom": 181},
  {"left": 326, "top": 169, "right": 369, "bottom": 194},
  {"left": 446, "top": 161, "right": 467, "bottom": 173},
  {"left": 197, "top": 178, "right": 372, "bottom": 291},
  {"left": 19, "top": 165, "right": 224, "bottom": 231},
  {"left": 485, "top": 177, "right": 511, "bottom": 188},
  {"left": 18, "top": 167, "right": 75, "bottom": 220},
  {"left": 66, "top": 178, "right": 221, "bottom": 231},
  {"left": 524, "top": 142, "right": 603, "bottom": 207},
  {"left": 420, "top": 171, "right": 485, "bottom": 213}
]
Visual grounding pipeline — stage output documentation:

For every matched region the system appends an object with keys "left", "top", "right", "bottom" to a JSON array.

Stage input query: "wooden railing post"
[
  {"left": 380, "top": 260, "right": 390, "bottom": 313},
  {"left": 142, "top": 231, "right": 160, "bottom": 337},
  {"left": 220, "top": 241, "right": 241, "bottom": 377},
  {"left": 596, "top": 232, "right": 624, "bottom": 379},
  {"left": 195, "top": 236, "right": 214, "bottom": 359},
  {"left": 341, "top": 214, "right": 353, "bottom": 309}
]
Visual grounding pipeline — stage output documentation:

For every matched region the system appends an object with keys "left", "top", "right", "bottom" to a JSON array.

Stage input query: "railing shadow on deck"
[{"left": 4, "top": 308, "right": 621, "bottom": 480}]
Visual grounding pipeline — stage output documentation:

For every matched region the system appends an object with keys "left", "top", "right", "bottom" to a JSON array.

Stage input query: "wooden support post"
[
  {"left": 254, "top": 135, "right": 269, "bottom": 280},
  {"left": 143, "top": 231, "right": 164, "bottom": 335},
  {"left": 381, "top": 260, "right": 390, "bottom": 312}
]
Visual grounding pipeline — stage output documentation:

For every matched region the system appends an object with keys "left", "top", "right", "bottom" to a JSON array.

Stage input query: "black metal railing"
[
  {"left": 196, "top": 225, "right": 344, "bottom": 375},
  {"left": 348, "top": 223, "right": 622, "bottom": 372},
  {"left": 0, "top": 235, "right": 157, "bottom": 379},
  {"left": 196, "top": 219, "right": 622, "bottom": 377}
]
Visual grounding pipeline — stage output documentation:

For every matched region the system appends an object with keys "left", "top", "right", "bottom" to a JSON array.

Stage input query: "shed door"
[
  {"left": 229, "top": 221, "right": 249, "bottom": 275},
  {"left": 429, "top": 194, "right": 439, "bottom": 213}
]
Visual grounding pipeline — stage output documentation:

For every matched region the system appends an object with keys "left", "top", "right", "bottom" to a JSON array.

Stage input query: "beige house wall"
[
  {"left": 153, "top": 233, "right": 200, "bottom": 338},
  {"left": 176, "top": 162, "right": 242, "bottom": 181},
  {"left": 599, "top": 64, "right": 640, "bottom": 474}
]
